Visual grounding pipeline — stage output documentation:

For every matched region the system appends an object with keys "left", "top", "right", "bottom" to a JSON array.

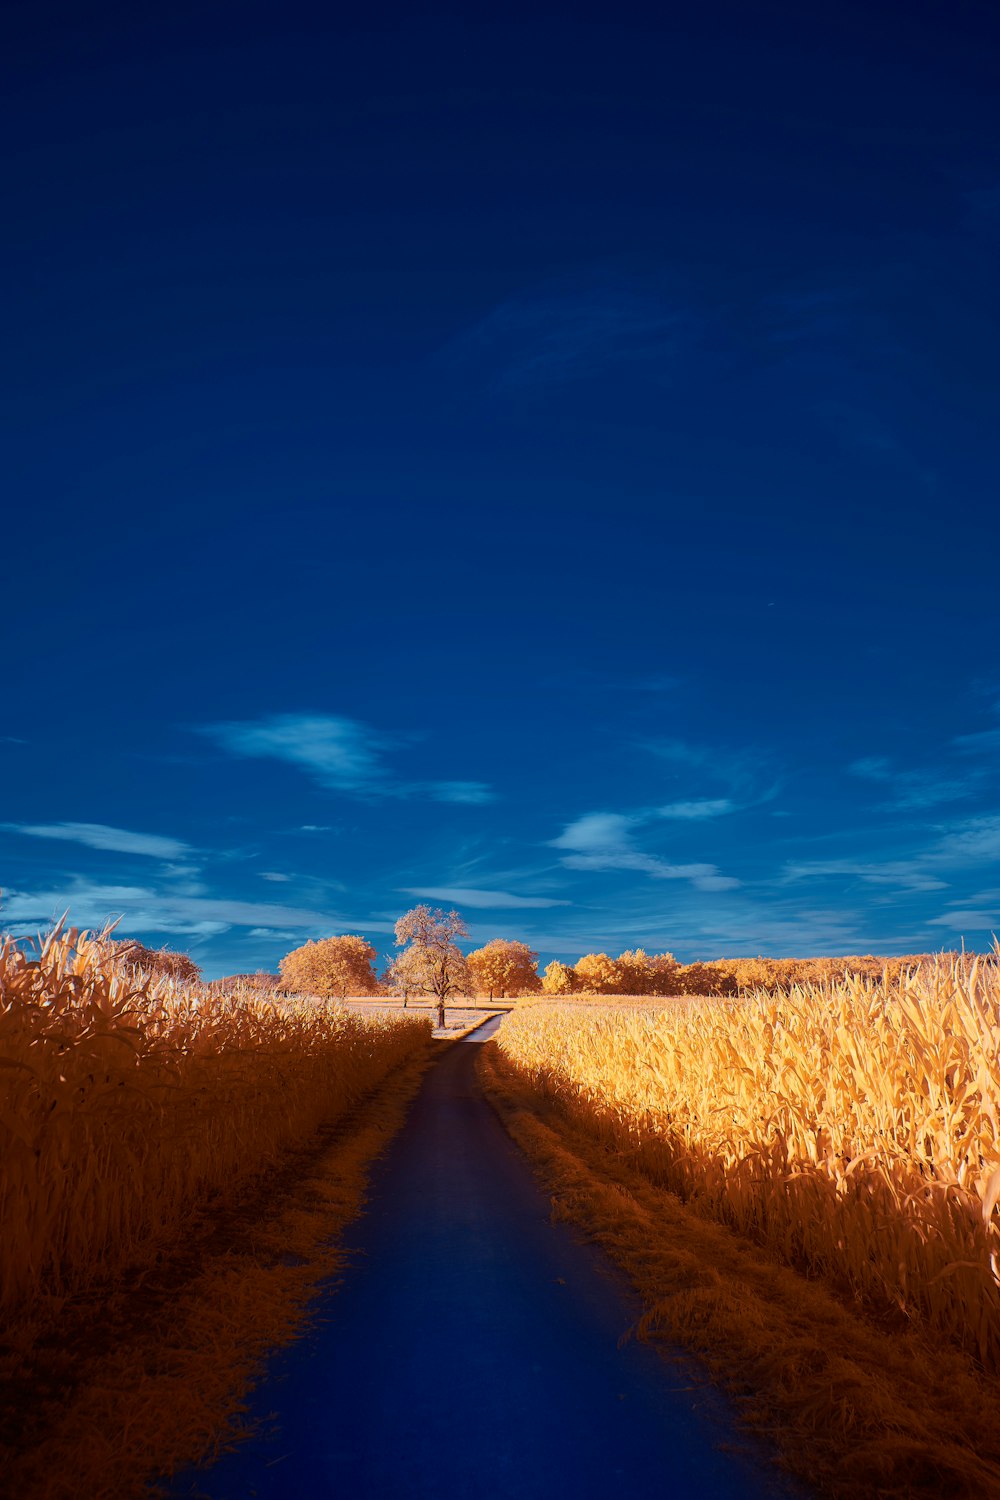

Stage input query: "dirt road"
[{"left": 172, "top": 1020, "right": 796, "bottom": 1499}]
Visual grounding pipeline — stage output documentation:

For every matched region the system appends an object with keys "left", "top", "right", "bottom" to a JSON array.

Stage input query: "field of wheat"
[
  {"left": 495, "top": 955, "right": 1000, "bottom": 1368},
  {"left": 0, "top": 922, "right": 431, "bottom": 1323}
]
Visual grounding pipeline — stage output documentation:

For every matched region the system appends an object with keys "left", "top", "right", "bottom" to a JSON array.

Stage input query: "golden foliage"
[
  {"left": 548, "top": 948, "right": 680, "bottom": 995},
  {"left": 0, "top": 922, "right": 430, "bottom": 1325},
  {"left": 393, "top": 905, "right": 470, "bottom": 1001},
  {"left": 106, "top": 937, "right": 201, "bottom": 983},
  {"left": 206, "top": 969, "right": 282, "bottom": 996},
  {"left": 495, "top": 954, "right": 1000, "bottom": 1369},
  {"left": 573, "top": 951, "right": 621, "bottom": 994},
  {"left": 279, "top": 933, "right": 380, "bottom": 998},
  {"left": 467, "top": 939, "right": 540, "bottom": 998},
  {"left": 541, "top": 949, "right": 940, "bottom": 997},
  {"left": 542, "top": 960, "right": 578, "bottom": 994}
]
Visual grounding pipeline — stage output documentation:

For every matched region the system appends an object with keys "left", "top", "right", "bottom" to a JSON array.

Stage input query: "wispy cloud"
[
  {"left": 550, "top": 811, "right": 738, "bottom": 892},
  {"left": 4, "top": 822, "right": 192, "bottom": 859},
  {"left": 202, "top": 714, "right": 388, "bottom": 793},
  {"left": 930, "top": 815, "right": 1000, "bottom": 866},
  {"left": 927, "top": 908, "right": 1000, "bottom": 932},
  {"left": 200, "top": 713, "right": 494, "bottom": 804},
  {"left": 849, "top": 755, "right": 981, "bottom": 809},
  {"left": 0, "top": 880, "right": 392, "bottom": 941},
  {"left": 640, "top": 738, "right": 777, "bottom": 803},
  {"left": 954, "top": 729, "right": 1000, "bottom": 754},
  {"left": 444, "top": 273, "right": 699, "bottom": 388},
  {"left": 656, "top": 799, "right": 734, "bottom": 820},
  {"left": 782, "top": 858, "right": 948, "bottom": 893},
  {"left": 400, "top": 886, "right": 570, "bottom": 910},
  {"left": 782, "top": 811, "right": 1000, "bottom": 899},
  {"left": 424, "top": 781, "right": 495, "bottom": 805}
]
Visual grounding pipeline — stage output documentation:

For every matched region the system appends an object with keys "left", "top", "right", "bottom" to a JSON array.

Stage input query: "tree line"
[
  {"left": 277, "top": 906, "right": 541, "bottom": 1026},
  {"left": 107, "top": 917, "right": 950, "bottom": 1012},
  {"left": 274, "top": 905, "right": 943, "bottom": 1014}
]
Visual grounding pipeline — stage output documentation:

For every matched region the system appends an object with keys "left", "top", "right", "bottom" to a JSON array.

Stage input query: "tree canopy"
[
  {"left": 467, "top": 939, "right": 540, "bottom": 999},
  {"left": 393, "top": 905, "right": 470, "bottom": 1025},
  {"left": 279, "top": 935, "right": 379, "bottom": 999}
]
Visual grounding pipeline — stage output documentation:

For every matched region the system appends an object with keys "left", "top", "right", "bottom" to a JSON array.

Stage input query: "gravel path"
[{"left": 171, "top": 1019, "right": 798, "bottom": 1499}]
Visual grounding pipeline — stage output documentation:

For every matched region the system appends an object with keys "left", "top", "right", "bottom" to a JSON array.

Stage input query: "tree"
[
  {"left": 467, "top": 939, "right": 541, "bottom": 999},
  {"left": 279, "top": 935, "right": 380, "bottom": 999},
  {"left": 381, "top": 951, "right": 423, "bottom": 1007},
  {"left": 393, "top": 905, "right": 469, "bottom": 1028},
  {"left": 208, "top": 971, "right": 281, "bottom": 996},
  {"left": 108, "top": 939, "right": 201, "bottom": 984},
  {"left": 647, "top": 951, "right": 681, "bottom": 996},
  {"left": 613, "top": 949, "right": 654, "bottom": 995},
  {"left": 542, "top": 960, "right": 578, "bottom": 995},
  {"left": 675, "top": 960, "right": 721, "bottom": 996},
  {"left": 574, "top": 952, "right": 620, "bottom": 994}
]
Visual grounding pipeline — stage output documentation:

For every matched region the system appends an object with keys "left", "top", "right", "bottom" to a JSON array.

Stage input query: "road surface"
[{"left": 172, "top": 1019, "right": 797, "bottom": 1499}]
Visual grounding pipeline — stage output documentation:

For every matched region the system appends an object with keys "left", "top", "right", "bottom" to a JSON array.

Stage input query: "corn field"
[
  {"left": 0, "top": 923, "right": 431, "bottom": 1321},
  {"left": 496, "top": 954, "right": 1000, "bottom": 1368}
]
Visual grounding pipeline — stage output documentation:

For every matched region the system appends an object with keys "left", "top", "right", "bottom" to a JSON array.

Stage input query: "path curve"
[{"left": 173, "top": 1020, "right": 797, "bottom": 1499}]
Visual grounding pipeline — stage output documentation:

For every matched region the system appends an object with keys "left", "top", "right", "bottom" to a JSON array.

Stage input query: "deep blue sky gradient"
[{"left": 4, "top": 1, "right": 1000, "bottom": 976}]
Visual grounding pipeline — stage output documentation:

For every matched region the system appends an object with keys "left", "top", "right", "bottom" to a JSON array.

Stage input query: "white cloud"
[
  {"left": 5, "top": 822, "right": 191, "bottom": 859},
  {"left": 656, "top": 799, "right": 734, "bottom": 820},
  {"left": 260, "top": 872, "right": 291, "bottom": 882},
  {"left": 203, "top": 714, "right": 387, "bottom": 793},
  {"left": 550, "top": 811, "right": 739, "bottom": 891},
  {"left": 200, "top": 713, "right": 494, "bottom": 804},
  {"left": 782, "top": 814, "right": 1000, "bottom": 914},
  {"left": 927, "top": 910, "right": 1000, "bottom": 931},
  {"left": 848, "top": 756, "right": 980, "bottom": 809},
  {"left": 782, "top": 859, "right": 948, "bottom": 893},
  {"left": 0, "top": 882, "right": 394, "bottom": 940},
  {"left": 400, "top": 886, "right": 570, "bottom": 910},
  {"left": 930, "top": 815, "right": 1000, "bottom": 865},
  {"left": 426, "top": 782, "right": 495, "bottom": 804},
  {"left": 551, "top": 813, "right": 635, "bottom": 853}
]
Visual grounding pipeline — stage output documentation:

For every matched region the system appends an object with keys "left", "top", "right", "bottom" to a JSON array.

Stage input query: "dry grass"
[
  {"left": 480, "top": 1043, "right": 1000, "bottom": 1498},
  {"left": 0, "top": 921, "right": 435, "bottom": 1497},
  {"left": 494, "top": 955, "right": 1000, "bottom": 1367},
  {"left": 0, "top": 922, "right": 430, "bottom": 1320},
  {"left": 2, "top": 1038, "right": 433, "bottom": 1499}
]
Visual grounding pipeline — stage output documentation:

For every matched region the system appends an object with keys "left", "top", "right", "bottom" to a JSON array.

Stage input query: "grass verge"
[
  {"left": 479, "top": 1042, "right": 1000, "bottom": 1499},
  {"left": 0, "top": 1043, "right": 435, "bottom": 1500}
]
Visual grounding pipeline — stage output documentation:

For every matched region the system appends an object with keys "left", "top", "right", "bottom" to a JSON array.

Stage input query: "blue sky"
[{"left": 4, "top": 1, "right": 1000, "bottom": 977}]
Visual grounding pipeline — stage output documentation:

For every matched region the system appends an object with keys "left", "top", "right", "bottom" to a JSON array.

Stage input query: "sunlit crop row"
[
  {"left": 0, "top": 923, "right": 431, "bottom": 1319},
  {"left": 496, "top": 956, "right": 1000, "bottom": 1367}
]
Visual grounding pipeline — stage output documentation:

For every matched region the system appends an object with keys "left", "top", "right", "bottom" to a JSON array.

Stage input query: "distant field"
[{"left": 339, "top": 998, "right": 510, "bottom": 1035}]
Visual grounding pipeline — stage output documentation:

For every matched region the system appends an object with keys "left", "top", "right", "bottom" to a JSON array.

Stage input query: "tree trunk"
[{"left": 437, "top": 998, "right": 445, "bottom": 1029}]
